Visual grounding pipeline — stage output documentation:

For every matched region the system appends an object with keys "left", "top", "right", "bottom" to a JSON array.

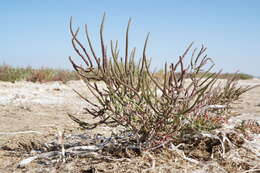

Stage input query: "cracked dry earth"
[{"left": 0, "top": 79, "right": 260, "bottom": 172}]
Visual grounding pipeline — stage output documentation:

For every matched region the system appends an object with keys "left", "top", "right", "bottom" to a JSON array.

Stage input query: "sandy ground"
[
  {"left": 0, "top": 80, "right": 113, "bottom": 139},
  {"left": 0, "top": 79, "right": 259, "bottom": 172},
  {"left": 0, "top": 79, "right": 259, "bottom": 135}
]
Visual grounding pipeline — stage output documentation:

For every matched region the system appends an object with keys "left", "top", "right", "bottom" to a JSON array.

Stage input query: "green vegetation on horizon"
[
  {"left": 0, "top": 63, "right": 254, "bottom": 83},
  {"left": 0, "top": 64, "right": 80, "bottom": 83}
]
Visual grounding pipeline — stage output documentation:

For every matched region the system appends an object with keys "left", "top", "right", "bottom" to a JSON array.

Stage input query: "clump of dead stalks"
[{"left": 68, "top": 14, "right": 252, "bottom": 149}]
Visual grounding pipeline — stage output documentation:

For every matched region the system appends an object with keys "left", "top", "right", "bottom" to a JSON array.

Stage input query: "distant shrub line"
[
  {"left": 0, "top": 64, "right": 80, "bottom": 83},
  {"left": 0, "top": 64, "right": 253, "bottom": 83},
  {"left": 154, "top": 70, "right": 253, "bottom": 81}
]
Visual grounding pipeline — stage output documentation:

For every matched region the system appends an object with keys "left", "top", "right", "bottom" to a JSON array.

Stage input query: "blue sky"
[{"left": 0, "top": 0, "right": 259, "bottom": 76}]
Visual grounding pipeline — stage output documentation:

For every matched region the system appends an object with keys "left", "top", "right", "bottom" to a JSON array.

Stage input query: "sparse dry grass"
[
  {"left": 0, "top": 63, "right": 253, "bottom": 84},
  {"left": 0, "top": 64, "right": 80, "bottom": 83}
]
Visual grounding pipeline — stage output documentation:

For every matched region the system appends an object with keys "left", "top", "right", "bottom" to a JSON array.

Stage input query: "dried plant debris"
[
  {"left": 235, "top": 119, "right": 260, "bottom": 134},
  {"left": 0, "top": 128, "right": 258, "bottom": 173}
]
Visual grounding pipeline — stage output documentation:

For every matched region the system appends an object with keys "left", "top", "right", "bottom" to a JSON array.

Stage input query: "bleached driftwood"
[
  {"left": 169, "top": 143, "right": 202, "bottom": 166},
  {"left": 0, "top": 131, "right": 42, "bottom": 135},
  {"left": 18, "top": 148, "right": 130, "bottom": 167},
  {"left": 66, "top": 145, "right": 101, "bottom": 152},
  {"left": 18, "top": 151, "right": 61, "bottom": 167}
]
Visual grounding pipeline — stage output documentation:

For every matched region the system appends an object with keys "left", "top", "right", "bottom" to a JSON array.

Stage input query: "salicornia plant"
[{"left": 68, "top": 14, "right": 251, "bottom": 148}]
